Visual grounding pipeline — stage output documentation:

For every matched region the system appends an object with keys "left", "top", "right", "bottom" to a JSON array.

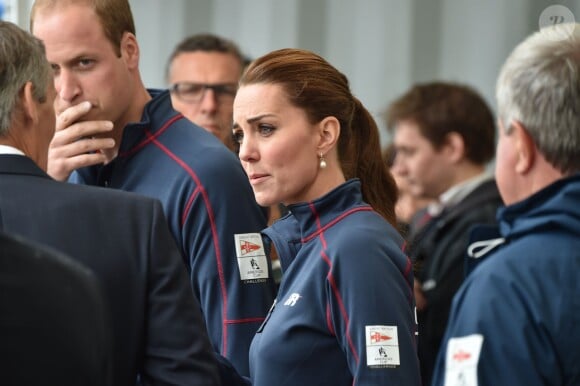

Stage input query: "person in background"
[
  {"left": 432, "top": 23, "right": 580, "bottom": 386},
  {"left": 166, "top": 32, "right": 287, "bottom": 257},
  {"left": 0, "top": 20, "right": 219, "bottom": 386},
  {"left": 166, "top": 33, "right": 245, "bottom": 152},
  {"left": 386, "top": 81, "right": 503, "bottom": 386},
  {"left": 30, "top": 0, "right": 275, "bottom": 377},
  {"left": 382, "top": 142, "right": 434, "bottom": 238},
  {"left": 232, "top": 48, "right": 421, "bottom": 386}
]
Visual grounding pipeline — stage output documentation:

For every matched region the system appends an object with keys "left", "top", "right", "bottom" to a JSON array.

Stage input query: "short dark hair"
[
  {"left": 31, "top": 0, "right": 135, "bottom": 57},
  {"left": 166, "top": 33, "right": 246, "bottom": 80},
  {"left": 386, "top": 82, "right": 496, "bottom": 165}
]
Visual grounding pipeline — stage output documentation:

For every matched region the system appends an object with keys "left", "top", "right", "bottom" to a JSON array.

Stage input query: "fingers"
[
  {"left": 50, "top": 135, "right": 115, "bottom": 160},
  {"left": 47, "top": 103, "right": 116, "bottom": 181},
  {"left": 50, "top": 120, "right": 114, "bottom": 148},
  {"left": 48, "top": 136, "right": 116, "bottom": 181},
  {"left": 53, "top": 102, "right": 114, "bottom": 146},
  {"left": 56, "top": 101, "right": 92, "bottom": 130},
  {"left": 48, "top": 150, "right": 110, "bottom": 181}
]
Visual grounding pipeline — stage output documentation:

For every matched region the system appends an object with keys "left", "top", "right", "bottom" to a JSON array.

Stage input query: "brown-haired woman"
[{"left": 232, "top": 48, "right": 420, "bottom": 386}]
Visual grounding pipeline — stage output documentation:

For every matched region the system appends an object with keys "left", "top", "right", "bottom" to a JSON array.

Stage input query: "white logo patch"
[
  {"left": 365, "top": 325, "right": 400, "bottom": 368},
  {"left": 234, "top": 233, "right": 269, "bottom": 282},
  {"left": 283, "top": 293, "right": 302, "bottom": 306},
  {"left": 444, "top": 334, "right": 484, "bottom": 386}
]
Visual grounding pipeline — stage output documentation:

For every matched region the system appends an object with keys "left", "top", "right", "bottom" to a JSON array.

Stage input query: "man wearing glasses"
[
  {"left": 166, "top": 34, "right": 289, "bottom": 263},
  {"left": 166, "top": 34, "right": 247, "bottom": 152}
]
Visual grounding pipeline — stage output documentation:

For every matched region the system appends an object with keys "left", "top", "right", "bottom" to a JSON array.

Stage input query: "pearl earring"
[{"left": 319, "top": 153, "right": 327, "bottom": 169}]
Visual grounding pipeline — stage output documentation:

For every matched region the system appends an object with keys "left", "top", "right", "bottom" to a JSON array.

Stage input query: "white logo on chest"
[{"left": 283, "top": 293, "right": 302, "bottom": 306}]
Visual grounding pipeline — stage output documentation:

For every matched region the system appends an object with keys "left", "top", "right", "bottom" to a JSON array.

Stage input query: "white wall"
[
  {"left": 128, "top": 0, "right": 552, "bottom": 142},
  {"left": 15, "top": 0, "right": 578, "bottom": 142}
]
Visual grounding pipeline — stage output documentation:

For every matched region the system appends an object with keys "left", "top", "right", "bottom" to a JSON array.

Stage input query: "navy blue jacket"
[
  {"left": 432, "top": 174, "right": 580, "bottom": 386},
  {"left": 69, "top": 89, "right": 276, "bottom": 376},
  {"left": 250, "top": 180, "right": 421, "bottom": 386}
]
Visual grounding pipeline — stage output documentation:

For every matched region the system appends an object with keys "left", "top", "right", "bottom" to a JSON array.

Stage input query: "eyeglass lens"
[{"left": 171, "top": 82, "right": 237, "bottom": 103}]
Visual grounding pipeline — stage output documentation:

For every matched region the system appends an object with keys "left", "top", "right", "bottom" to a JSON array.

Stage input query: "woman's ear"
[
  {"left": 511, "top": 121, "right": 535, "bottom": 174},
  {"left": 316, "top": 116, "right": 340, "bottom": 154}
]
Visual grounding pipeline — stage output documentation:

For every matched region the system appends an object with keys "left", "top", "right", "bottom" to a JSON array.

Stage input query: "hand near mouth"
[{"left": 47, "top": 101, "right": 115, "bottom": 181}]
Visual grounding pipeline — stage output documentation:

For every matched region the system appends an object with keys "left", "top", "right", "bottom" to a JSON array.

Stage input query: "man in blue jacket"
[
  {"left": 0, "top": 20, "right": 219, "bottom": 385},
  {"left": 431, "top": 23, "right": 580, "bottom": 386},
  {"left": 30, "top": 0, "right": 276, "bottom": 377}
]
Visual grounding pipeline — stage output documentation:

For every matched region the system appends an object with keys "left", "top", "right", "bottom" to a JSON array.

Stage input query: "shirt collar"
[
  {"left": 428, "top": 171, "right": 493, "bottom": 216},
  {"left": 0, "top": 145, "right": 25, "bottom": 156}
]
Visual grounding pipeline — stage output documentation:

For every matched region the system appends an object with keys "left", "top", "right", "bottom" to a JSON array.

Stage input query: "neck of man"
[{"left": 103, "top": 83, "right": 153, "bottom": 162}]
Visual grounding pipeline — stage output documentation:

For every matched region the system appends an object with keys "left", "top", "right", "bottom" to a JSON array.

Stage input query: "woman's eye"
[{"left": 259, "top": 124, "right": 275, "bottom": 136}]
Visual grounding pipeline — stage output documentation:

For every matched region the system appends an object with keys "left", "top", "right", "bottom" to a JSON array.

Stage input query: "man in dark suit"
[
  {"left": 0, "top": 21, "right": 220, "bottom": 386},
  {"left": 0, "top": 231, "right": 112, "bottom": 386}
]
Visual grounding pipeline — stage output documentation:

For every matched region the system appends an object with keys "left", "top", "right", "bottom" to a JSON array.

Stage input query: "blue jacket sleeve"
[
  {"left": 143, "top": 200, "right": 220, "bottom": 385},
  {"left": 432, "top": 257, "right": 567, "bottom": 386},
  {"left": 325, "top": 226, "right": 421, "bottom": 385},
  {"left": 181, "top": 154, "right": 276, "bottom": 377}
]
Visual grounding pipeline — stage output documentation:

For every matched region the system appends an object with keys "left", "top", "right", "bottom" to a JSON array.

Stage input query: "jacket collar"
[
  {"left": 118, "top": 89, "right": 182, "bottom": 156},
  {"left": 263, "top": 179, "right": 372, "bottom": 271},
  {"left": 0, "top": 154, "right": 50, "bottom": 179}
]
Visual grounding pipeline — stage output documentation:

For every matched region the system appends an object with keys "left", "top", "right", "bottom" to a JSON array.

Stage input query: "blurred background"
[{"left": 5, "top": 0, "right": 579, "bottom": 141}]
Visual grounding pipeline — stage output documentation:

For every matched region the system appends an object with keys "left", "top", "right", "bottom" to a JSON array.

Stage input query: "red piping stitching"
[
  {"left": 301, "top": 206, "right": 373, "bottom": 243},
  {"left": 321, "top": 251, "right": 360, "bottom": 364},
  {"left": 118, "top": 114, "right": 182, "bottom": 158},
  {"left": 224, "top": 317, "right": 266, "bottom": 325},
  {"left": 146, "top": 130, "right": 229, "bottom": 354}
]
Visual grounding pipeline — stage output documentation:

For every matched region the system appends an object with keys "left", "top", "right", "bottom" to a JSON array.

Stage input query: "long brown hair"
[{"left": 241, "top": 48, "right": 397, "bottom": 226}]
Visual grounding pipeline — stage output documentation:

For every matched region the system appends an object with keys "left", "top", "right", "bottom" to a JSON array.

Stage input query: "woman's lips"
[{"left": 248, "top": 173, "right": 269, "bottom": 185}]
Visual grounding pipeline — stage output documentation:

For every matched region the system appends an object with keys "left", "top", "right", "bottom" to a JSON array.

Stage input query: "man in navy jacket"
[
  {"left": 30, "top": 1, "right": 275, "bottom": 376},
  {"left": 0, "top": 20, "right": 219, "bottom": 386},
  {"left": 432, "top": 22, "right": 580, "bottom": 386}
]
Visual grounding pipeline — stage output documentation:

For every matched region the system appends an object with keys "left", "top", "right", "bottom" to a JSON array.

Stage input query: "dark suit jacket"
[
  {"left": 0, "top": 155, "right": 220, "bottom": 386},
  {"left": 0, "top": 231, "right": 111, "bottom": 386}
]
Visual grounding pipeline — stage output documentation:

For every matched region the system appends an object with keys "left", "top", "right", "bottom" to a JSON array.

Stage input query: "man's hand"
[{"left": 48, "top": 101, "right": 115, "bottom": 181}]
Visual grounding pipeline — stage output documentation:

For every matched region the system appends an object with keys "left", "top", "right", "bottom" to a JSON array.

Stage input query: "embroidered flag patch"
[
  {"left": 444, "top": 334, "right": 484, "bottom": 386},
  {"left": 234, "top": 233, "right": 269, "bottom": 282},
  {"left": 365, "top": 325, "right": 400, "bottom": 367}
]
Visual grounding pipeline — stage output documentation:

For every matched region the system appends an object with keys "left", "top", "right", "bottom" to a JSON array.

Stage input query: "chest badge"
[{"left": 234, "top": 233, "right": 269, "bottom": 283}]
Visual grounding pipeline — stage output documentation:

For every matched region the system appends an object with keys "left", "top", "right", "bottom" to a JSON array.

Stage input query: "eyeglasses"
[{"left": 169, "top": 82, "right": 238, "bottom": 104}]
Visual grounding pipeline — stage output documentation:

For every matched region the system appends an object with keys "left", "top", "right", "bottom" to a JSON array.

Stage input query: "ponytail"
[
  {"left": 341, "top": 98, "right": 398, "bottom": 226},
  {"left": 240, "top": 48, "right": 398, "bottom": 225}
]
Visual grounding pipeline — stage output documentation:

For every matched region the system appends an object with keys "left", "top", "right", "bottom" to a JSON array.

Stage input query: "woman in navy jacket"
[{"left": 232, "top": 48, "right": 421, "bottom": 386}]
